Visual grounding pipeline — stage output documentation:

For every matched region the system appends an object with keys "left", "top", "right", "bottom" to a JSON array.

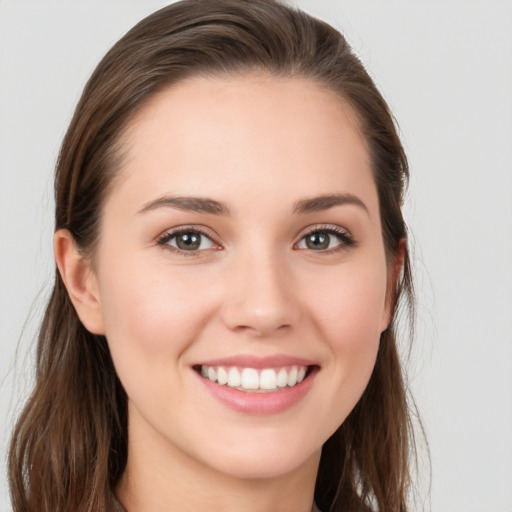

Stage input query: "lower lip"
[{"left": 195, "top": 368, "right": 317, "bottom": 415}]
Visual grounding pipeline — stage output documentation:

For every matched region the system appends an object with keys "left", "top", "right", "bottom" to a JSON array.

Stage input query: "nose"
[{"left": 220, "top": 250, "right": 301, "bottom": 337}]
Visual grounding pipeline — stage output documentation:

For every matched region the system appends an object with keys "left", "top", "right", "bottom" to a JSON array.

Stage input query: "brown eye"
[
  {"left": 159, "top": 229, "right": 216, "bottom": 252},
  {"left": 304, "top": 232, "right": 330, "bottom": 250},
  {"left": 175, "top": 232, "right": 202, "bottom": 250},
  {"left": 296, "top": 228, "right": 354, "bottom": 252}
]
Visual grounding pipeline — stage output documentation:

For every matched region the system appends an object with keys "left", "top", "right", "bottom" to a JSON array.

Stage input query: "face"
[{"left": 90, "top": 75, "right": 391, "bottom": 480}]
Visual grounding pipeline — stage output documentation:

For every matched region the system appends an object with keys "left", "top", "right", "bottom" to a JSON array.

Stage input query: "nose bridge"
[{"left": 220, "top": 241, "right": 300, "bottom": 336}]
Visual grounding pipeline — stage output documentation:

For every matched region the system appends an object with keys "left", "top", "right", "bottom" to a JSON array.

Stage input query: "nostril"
[{"left": 219, "top": 271, "right": 301, "bottom": 335}]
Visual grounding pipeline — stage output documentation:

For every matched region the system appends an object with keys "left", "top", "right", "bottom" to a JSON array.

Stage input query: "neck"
[{"left": 116, "top": 407, "right": 320, "bottom": 512}]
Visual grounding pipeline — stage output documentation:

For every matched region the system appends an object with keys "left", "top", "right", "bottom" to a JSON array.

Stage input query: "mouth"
[
  {"left": 191, "top": 355, "right": 319, "bottom": 414},
  {"left": 193, "top": 364, "right": 316, "bottom": 393}
]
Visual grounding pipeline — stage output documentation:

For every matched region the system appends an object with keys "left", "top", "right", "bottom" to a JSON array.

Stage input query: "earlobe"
[
  {"left": 54, "top": 229, "right": 105, "bottom": 335},
  {"left": 381, "top": 238, "right": 406, "bottom": 332}
]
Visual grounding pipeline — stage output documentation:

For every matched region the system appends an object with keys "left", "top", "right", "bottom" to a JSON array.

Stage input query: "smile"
[
  {"left": 198, "top": 365, "right": 308, "bottom": 392},
  {"left": 192, "top": 357, "right": 318, "bottom": 415}
]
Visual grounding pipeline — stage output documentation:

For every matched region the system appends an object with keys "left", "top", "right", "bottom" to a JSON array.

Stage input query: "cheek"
[
  {"left": 312, "top": 255, "right": 388, "bottom": 338},
  {"left": 309, "top": 257, "right": 387, "bottom": 387},
  {"left": 95, "top": 254, "right": 217, "bottom": 380}
]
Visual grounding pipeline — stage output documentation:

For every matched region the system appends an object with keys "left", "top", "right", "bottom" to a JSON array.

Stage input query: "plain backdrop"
[{"left": 1, "top": 1, "right": 511, "bottom": 511}]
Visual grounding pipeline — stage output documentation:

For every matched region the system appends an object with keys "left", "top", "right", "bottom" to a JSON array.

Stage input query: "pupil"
[
  {"left": 177, "top": 232, "right": 200, "bottom": 250},
  {"left": 307, "top": 232, "right": 329, "bottom": 250}
]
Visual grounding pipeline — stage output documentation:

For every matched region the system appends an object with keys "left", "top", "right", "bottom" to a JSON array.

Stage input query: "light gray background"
[{"left": 1, "top": 1, "right": 511, "bottom": 511}]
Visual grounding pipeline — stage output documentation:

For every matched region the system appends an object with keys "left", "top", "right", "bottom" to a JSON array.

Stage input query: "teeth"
[
  {"left": 277, "top": 368, "right": 288, "bottom": 387},
  {"left": 241, "top": 368, "right": 259, "bottom": 390},
  {"left": 287, "top": 366, "right": 298, "bottom": 387},
  {"left": 228, "top": 367, "right": 241, "bottom": 387},
  {"left": 199, "top": 364, "right": 309, "bottom": 391},
  {"left": 217, "top": 366, "right": 228, "bottom": 385},
  {"left": 260, "top": 369, "right": 277, "bottom": 390}
]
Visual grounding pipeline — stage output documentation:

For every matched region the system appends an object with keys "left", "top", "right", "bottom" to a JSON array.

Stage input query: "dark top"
[{"left": 111, "top": 495, "right": 323, "bottom": 511}]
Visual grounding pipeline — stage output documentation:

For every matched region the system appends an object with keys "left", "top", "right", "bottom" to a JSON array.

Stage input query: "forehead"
[{"left": 113, "top": 74, "right": 375, "bottom": 215}]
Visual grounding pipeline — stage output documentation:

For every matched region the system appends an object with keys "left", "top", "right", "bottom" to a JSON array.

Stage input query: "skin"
[{"left": 55, "top": 74, "right": 395, "bottom": 512}]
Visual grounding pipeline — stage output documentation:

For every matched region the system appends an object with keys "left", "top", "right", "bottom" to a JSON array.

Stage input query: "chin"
[
  {"left": 208, "top": 450, "right": 318, "bottom": 480},
  {"left": 194, "top": 428, "right": 322, "bottom": 481}
]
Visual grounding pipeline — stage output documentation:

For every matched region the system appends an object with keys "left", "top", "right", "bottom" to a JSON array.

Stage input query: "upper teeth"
[{"left": 200, "top": 365, "right": 307, "bottom": 391}]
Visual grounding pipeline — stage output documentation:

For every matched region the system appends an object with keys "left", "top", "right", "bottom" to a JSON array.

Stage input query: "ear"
[
  {"left": 54, "top": 229, "right": 105, "bottom": 335},
  {"left": 381, "top": 237, "right": 406, "bottom": 332}
]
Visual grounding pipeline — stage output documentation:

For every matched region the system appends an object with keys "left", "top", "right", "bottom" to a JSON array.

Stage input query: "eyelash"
[
  {"left": 298, "top": 225, "right": 356, "bottom": 253},
  {"left": 156, "top": 227, "right": 218, "bottom": 257},
  {"left": 156, "top": 225, "right": 356, "bottom": 256}
]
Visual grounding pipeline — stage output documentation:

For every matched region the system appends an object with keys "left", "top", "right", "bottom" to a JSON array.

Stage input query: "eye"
[
  {"left": 157, "top": 228, "right": 218, "bottom": 254},
  {"left": 296, "top": 227, "right": 355, "bottom": 252}
]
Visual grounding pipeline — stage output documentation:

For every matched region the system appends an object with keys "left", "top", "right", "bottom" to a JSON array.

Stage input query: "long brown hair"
[{"left": 9, "top": 1, "right": 417, "bottom": 511}]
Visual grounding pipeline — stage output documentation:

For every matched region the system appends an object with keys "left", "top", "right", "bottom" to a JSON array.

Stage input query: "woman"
[{"left": 8, "top": 1, "right": 416, "bottom": 511}]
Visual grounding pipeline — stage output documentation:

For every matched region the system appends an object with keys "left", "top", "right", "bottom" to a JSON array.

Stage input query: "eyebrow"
[
  {"left": 292, "top": 194, "right": 369, "bottom": 215},
  {"left": 138, "top": 195, "right": 230, "bottom": 215},
  {"left": 138, "top": 193, "right": 368, "bottom": 216}
]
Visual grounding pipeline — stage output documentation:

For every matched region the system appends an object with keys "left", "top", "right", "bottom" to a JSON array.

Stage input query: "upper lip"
[{"left": 193, "top": 354, "right": 317, "bottom": 369}]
